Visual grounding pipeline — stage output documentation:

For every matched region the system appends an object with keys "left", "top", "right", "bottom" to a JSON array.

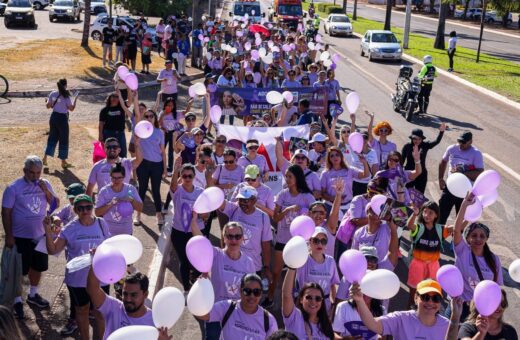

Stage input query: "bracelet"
[{"left": 415, "top": 160, "right": 420, "bottom": 164}]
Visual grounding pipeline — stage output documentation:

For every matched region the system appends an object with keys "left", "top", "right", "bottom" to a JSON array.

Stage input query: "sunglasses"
[
  {"left": 245, "top": 178, "right": 257, "bottom": 182},
  {"left": 242, "top": 287, "right": 262, "bottom": 297},
  {"left": 224, "top": 160, "right": 235, "bottom": 164},
  {"left": 366, "top": 256, "right": 378, "bottom": 264},
  {"left": 106, "top": 145, "right": 119, "bottom": 150},
  {"left": 247, "top": 146, "right": 259, "bottom": 150},
  {"left": 111, "top": 176, "right": 124, "bottom": 180},
  {"left": 294, "top": 156, "right": 307, "bottom": 160},
  {"left": 388, "top": 158, "right": 400, "bottom": 163},
  {"left": 76, "top": 205, "right": 93, "bottom": 212},
  {"left": 182, "top": 174, "right": 194, "bottom": 179},
  {"left": 311, "top": 238, "right": 328, "bottom": 246},
  {"left": 329, "top": 153, "right": 341, "bottom": 158},
  {"left": 379, "top": 128, "right": 389, "bottom": 133},
  {"left": 215, "top": 140, "right": 226, "bottom": 144},
  {"left": 225, "top": 233, "right": 243, "bottom": 240},
  {"left": 341, "top": 130, "right": 350, "bottom": 134},
  {"left": 144, "top": 114, "right": 155, "bottom": 119},
  {"left": 304, "top": 295, "right": 323, "bottom": 302},
  {"left": 186, "top": 117, "right": 196, "bottom": 122},
  {"left": 419, "top": 294, "right": 442, "bottom": 303}
]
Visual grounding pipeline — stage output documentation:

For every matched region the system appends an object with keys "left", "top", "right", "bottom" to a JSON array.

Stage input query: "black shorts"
[
  {"left": 67, "top": 285, "right": 110, "bottom": 308},
  {"left": 274, "top": 242, "right": 286, "bottom": 252},
  {"left": 15, "top": 237, "right": 48, "bottom": 275},
  {"left": 127, "top": 45, "right": 137, "bottom": 59}
]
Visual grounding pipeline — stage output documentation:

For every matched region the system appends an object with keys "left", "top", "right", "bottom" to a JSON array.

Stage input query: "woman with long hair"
[
  {"left": 448, "top": 192, "right": 503, "bottom": 321},
  {"left": 264, "top": 164, "right": 315, "bottom": 308},
  {"left": 282, "top": 268, "right": 334, "bottom": 339},
  {"left": 43, "top": 78, "right": 78, "bottom": 169},
  {"left": 366, "top": 112, "right": 396, "bottom": 169},
  {"left": 98, "top": 91, "right": 130, "bottom": 158},
  {"left": 376, "top": 149, "right": 421, "bottom": 204}
]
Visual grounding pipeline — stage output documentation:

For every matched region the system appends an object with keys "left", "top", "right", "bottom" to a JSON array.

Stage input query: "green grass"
[{"left": 303, "top": 2, "right": 520, "bottom": 102}]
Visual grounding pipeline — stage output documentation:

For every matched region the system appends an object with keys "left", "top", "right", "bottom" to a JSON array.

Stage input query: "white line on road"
[{"left": 484, "top": 152, "right": 520, "bottom": 183}]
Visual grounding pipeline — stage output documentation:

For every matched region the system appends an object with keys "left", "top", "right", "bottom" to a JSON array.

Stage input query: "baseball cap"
[
  {"left": 416, "top": 279, "right": 442, "bottom": 296},
  {"left": 293, "top": 149, "right": 309, "bottom": 159},
  {"left": 165, "top": 59, "right": 173, "bottom": 65},
  {"left": 310, "top": 132, "right": 327, "bottom": 143},
  {"left": 185, "top": 112, "right": 196, "bottom": 119},
  {"left": 457, "top": 131, "right": 473, "bottom": 143},
  {"left": 359, "top": 246, "right": 379, "bottom": 261},
  {"left": 244, "top": 164, "right": 260, "bottom": 179},
  {"left": 192, "top": 127, "right": 204, "bottom": 135},
  {"left": 66, "top": 183, "right": 86, "bottom": 198},
  {"left": 311, "top": 227, "right": 328, "bottom": 238},
  {"left": 236, "top": 185, "right": 258, "bottom": 199},
  {"left": 73, "top": 194, "right": 93, "bottom": 206}
]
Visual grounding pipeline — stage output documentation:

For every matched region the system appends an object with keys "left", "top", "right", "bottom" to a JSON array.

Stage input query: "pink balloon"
[
  {"left": 210, "top": 105, "right": 222, "bottom": 124},
  {"left": 93, "top": 245, "right": 126, "bottom": 284},
  {"left": 289, "top": 216, "right": 315, "bottom": 239},
  {"left": 188, "top": 85, "right": 197, "bottom": 98},
  {"left": 124, "top": 73, "right": 138, "bottom": 91},
  {"left": 282, "top": 44, "right": 291, "bottom": 52},
  {"left": 251, "top": 50, "right": 259, "bottom": 59},
  {"left": 117, "top": 65, "right": 129, "bottom": 79},
  {"left": 474, "top": 280, "right": 502, "bottom": 316},
  {"left": 472, "top": 170, "right": 500, "bottom": 196},
  {"left": 348, "top": 132, "right": 364, "bottom": 153},
  {"left": 198, "top": 34, "right": 204, "bottom": 41},
  {"left": 118, "top": 201, "right": 133, "bottom": 218},
  {"left": 436, "top": 264, "right": 463, "bottom": 297},
  {"left": 204, "top": 37, "right": 210, "bottom": 43},
  {"left": 370, "top": 194, "right": 387, "bottom": 215},
  {"left": 332, "top": 53, "right": 341, "bottom": 64},
  {"left": 253, "top": 72, "right": 262, "bottom": 84},
  {"left": 464, "top": 197, "right": 483, "bottom": 222},
  {"left": 186, "top": 236, "right": 214, "bottom": 273},
  {"left": 339, "top": 249, "right": 367, "bottom": 283},
  {"left": 207, "top": 84, "right": 217, "bottom": 93},
  {"left": 236, "top": 30, "right": 243, "bottom": 37},
  {"left": 478, "top": 190, "right": 498, "bottom": 208},
  {"left": 134, "top": 120, "right": 154, "bottom": 139}
]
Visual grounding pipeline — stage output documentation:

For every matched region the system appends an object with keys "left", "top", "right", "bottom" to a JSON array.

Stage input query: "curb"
[{"left": 6, "top": 72, "right": 205, "bottom": 98}]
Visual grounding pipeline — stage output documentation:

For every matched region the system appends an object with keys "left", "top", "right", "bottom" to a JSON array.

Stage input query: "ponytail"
[{"left": 483, "top": 243, "right": 498, "bottom": 282}]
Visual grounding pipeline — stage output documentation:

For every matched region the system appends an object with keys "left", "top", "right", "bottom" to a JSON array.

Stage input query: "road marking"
[{"left": 483, "top": 153, "right": 520, "bottom": 183}]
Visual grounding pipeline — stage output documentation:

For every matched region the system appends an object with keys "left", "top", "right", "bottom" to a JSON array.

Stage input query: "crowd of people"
[{"left": 1, "top": 10, "right": 518, "bottom": 340}]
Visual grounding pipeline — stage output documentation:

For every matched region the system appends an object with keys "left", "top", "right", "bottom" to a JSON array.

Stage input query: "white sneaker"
[
  {"left": 161, "top": 208, "right": 169, "bottom": 214},
  {"left": 133, "top": 216, "right": 141, "bottom": 225},
  {"left": 167, "top": 171, "right": 173, "bottom": 177}
]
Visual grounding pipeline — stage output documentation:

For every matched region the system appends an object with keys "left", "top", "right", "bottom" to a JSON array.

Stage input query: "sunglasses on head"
[
  {"left": 76, "top": 205, "right": 93, "bottom": 212},
  {"left": 304, "top": 295, "right": 323, "bottom": 302},
  {"left": 311, "top": 237, "right": 328, "bottom": 246},
  {"left": 106, "top": 145, "right": 119, "bottom": 150},
  {"left": 419, "top": 294, "right": 442, "bottom": 303},
  {"left": 242, "top": 287, "right": 262, "bottom": 297},
  {"left": 182, "top": 174, "right": 194, "bottom": 179},
  {"left": 225, "top": 233, "right": 243, "bottom": 240}
]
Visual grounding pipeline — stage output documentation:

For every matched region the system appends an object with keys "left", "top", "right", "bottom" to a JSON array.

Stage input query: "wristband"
[{"left": 415, "top": 160, "right": 420, "bottom": 164}]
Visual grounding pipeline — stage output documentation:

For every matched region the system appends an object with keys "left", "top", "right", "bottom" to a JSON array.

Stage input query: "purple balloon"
[
  {"left": 464, "top": 197, "right": 483, "bottom": 222},
  {"left": 251, "top": 50, "right": 259, "bottom": 59},
  {"left": 436, "top": 264, "right": 463, "bottom": 297},
  {"left": 289, "top": 216, "right": 315, "bottom": 240},
  {"left": 93, "top": 245, "right": 126, "bottom": 284},
  {"left": 186, "top": 236, "right": 214, "bottom": 273},
  {"left": 282, "top": 44, "right": 291, "bottom": 52},
  {"left": 348, "top": 132, "right": 364, "bottom": 153},
  {"left": 253, "top": 72, "right": 262, "bottom": 84},
  {"left": 339, "top": 249, "right": 367, "bottom": 283},
  {"left": 472, "top": 170, "right": 500, "bottom": 196},
  {"left": 330, "top": 63, "right": 337, "bottom": 70},
  {"left": 124, "top": 73, "right": 138, "bottom": 91},
  {"left": 474, "top": 280, "right": 502, "bottom": 316},
  {"left": 118, "top": 201, "right": 133, "bottom": 218},
  {"left": 207, "top": 83, "right": 217, "bottom": 93}
]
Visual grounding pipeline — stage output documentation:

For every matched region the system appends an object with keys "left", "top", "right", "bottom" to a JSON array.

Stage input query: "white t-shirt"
[
  {"left": 448, "top": 37, "right": 457, "bottom": 51},
  {"left": 348, "top": 148, "right": 378, "bottom": 183},
  {"left": 333, "top": 301, "right": 386, "bottom": 340},
  {"left": 194, "top": 167, "right": 207, "bottom": 188}
]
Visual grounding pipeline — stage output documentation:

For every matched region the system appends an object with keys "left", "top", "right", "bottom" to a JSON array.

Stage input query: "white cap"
[
  {"left": 236, "top": 185, "right": 258, "bottom": 199},
  {"left": 311, "top": 226, "right": 328, "bottom": 238},
  {"left": 310, "top": 132, "right": 327, "bottom": 143},
  {"left": 293, "top": 149, "right": 309, "bottom": 158}
]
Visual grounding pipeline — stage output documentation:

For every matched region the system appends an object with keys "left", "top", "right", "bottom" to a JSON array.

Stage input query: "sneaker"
[
  {"left": 261, "top": 298, "right": 274, "bottom": 309},
  {"left": 157, "top": 215, "right": 165, "bottom": 226},
  {"left": 60, "top": 319, "right": 78, "bottom": 336},
  {"left": 161, "top": 208, "right": 170, "bottom": 214},
  {"left": 167, "top": 171, "right": 173, "bottom": 177},
  {"left": 13, "top": 302, "right": 24, "bottom": 319},
  {"left": 27, "top": 293, "right": 50, "bottom": 308},
  {"left": 133, "top": 216, "right": 141, "bottom": 226}
]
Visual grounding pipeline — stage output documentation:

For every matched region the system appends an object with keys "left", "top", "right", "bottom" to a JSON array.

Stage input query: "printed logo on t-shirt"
[
  {"left": 108, "top": 109, "right": 122, "bottom": 117},
  {"left": 232, "top": 320, "right": 262, "bottom": 337},
  {"left": 110, "top": 207, "right": 122, "bottom": 222},
  {"left": 181, "top": 202, "right": 192, "bottom": 232},
  {"left": 344, "top": 321, "right": 377, "bottom": 339},
  {"left": 224, "top": 275, "right": 241, "bottom": 298},
  {"left": 27, "top": 196, "right": 42, "bottom": 214},
  {"left": 242, "top": 227, "right": 253, "bottom": 246}
]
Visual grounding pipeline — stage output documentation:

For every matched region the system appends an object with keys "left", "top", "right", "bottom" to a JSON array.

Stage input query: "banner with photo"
[{"left": 211, "top": 87, "right": 328, "bottom": 116}]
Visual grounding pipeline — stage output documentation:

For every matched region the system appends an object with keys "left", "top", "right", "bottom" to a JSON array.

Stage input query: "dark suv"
[{"left": 4, "top": 0, "right": 36, "bottom": 28}]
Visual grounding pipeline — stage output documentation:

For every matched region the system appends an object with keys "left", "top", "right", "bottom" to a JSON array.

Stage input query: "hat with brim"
[
  {"left": 416, "top": 279, "right": 442, "bottom": 296},
  {"left": 409, "top": 128, "right": 425, "bottom": 140},
  {"left": 359, "top": 246, "right": 379, "bottom": 261},
  {"left": 192, "top": 127, "right": 204, "bottom": 135},
  {"left": 246, "top": 141, "right": 259, "bottom": 148},
  {"left": 244, "top": 164, "right": 260, "bottom": 179},
  {"left": 73, "top": 194, "right": 93, "bottom": 206},
  {"left": 310, "top": 133, "right": 327, "bottom": 143},
  {"left": 185, "top": 112, "right": 196, "bottom": 119},
  {"left": 236, "top": 185, "right": 258, "bottom": 199},
  {"left": 293, "top": 149, "right": 309, "bottom": 159},
  {"left": 311, "top": 226, "right": 328, "bottom": 238},
  {"left": 66, "top": 183, "right": 86, "bottom": 198},
  {"left": 165, "top": 60, "right": 173, "bottom": 65},
  {"left": 457, "top": 131, "right": 473, "bottom": 143}
]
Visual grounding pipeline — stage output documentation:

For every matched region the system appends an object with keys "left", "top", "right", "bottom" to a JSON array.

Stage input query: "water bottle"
[{"left": 261, "top": 278, "right": 269, "bottom": 293}]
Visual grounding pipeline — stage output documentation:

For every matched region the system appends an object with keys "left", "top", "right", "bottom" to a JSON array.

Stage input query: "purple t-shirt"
[
  {"left": 230, "top": 182, "right": 275, "bottom": 211},
  {"left": 380, "top": 310, "right": 449, "bottom": 339},
  {"left": 348, "top": 194, "right": 370, "bottom": 219},
  {"left": 280, "top": 162, "right": 321, "bottom": 193},
  {"left": 274, "top": 189, "right": 315, "bottom": 244},
  {"left": 320, "top": 168, "right": 361, "bottom": 205},
  {"left": 54, "top": 204, "right": 75, "bottom": 226},
  {"left": 88, "top": 158, "right": 133, "bottom": 191},
  {"left": 442, "top": 145, "right": 484, "bottom": 180},
  {"left": 211, "top": 248, "right": 255, "bottom": 302},
  {"left": 222, "top": 201, "right": 272, "bottom": 271},
  {"left": 157, "top": 69, "right": 178, "bottom": 94},
  {"left": 212, "top": 165, "right": 244, "bottom": 199},
  {"left": 58, "top": 218, "right": 110, "bottom": 287},
  {"left": 47, "top": 90, "right": 73, "bottom": 114},
  {"left": 95, "top": 183, "right": 141, "bottom": 236},
  {"left": 139, "top": 128, "right": 164, "bottom": 162},
  {"left": 237, "top": 154, "right": 269, "bottom": 176},
  {"left": 160, "top": 111, "right": 185, "bottom": 132},
  {"left": 2, "top": 177, "right": 56, "bottom": 239},
  {"left": 296, "top": 254, "right": 340, "bottom": 310},
  {"left": 385, "top": 169, "right": 412, "bottom": 204},
  {"left": 352, "top": 223, "right": 391, "bottom": 264},
  {"left": 98, "top": 295, "right": 154, "bottom": 340},
  {"left": 284, "top": 307, "right": 330, "bottom": 340},
  {"left": 455, "top": 240, "right": 503, "bottom": 302},
  {"left": 333, "top": 301, "right": 382, "bottom": 340},
  {"left": 171, "top": 185, "right": 205, "bottom": 233},
  {"left": 370, "top": 139, "right": 397, "bottom": 168},
  {"left": 209, "top": 300, "right": 278, "bottom": 339},
  {"left": 325, "top": 78, "right": 340, "bottom": 101}
]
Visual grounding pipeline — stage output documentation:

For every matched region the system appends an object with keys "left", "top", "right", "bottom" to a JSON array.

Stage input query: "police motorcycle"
[{"left": 391, "top": 65, "right": 421, "bottom": 122}]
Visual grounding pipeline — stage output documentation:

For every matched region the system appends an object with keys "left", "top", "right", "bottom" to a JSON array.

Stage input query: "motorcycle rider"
[
  {"left": 417, "top": 55, "right": 437, "bottom": 114},
  {"left": 313, "top": 15, "right": 320, "bottom": 31}
]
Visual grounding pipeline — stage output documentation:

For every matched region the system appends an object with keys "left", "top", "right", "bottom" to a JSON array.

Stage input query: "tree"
[
  {"left": 384, "top": 0, "right": 392, "bottom": 30},
  {"left": 81, "top": 0, "right": 92, "bottom": 47},
  {"left": 352, "top": 0, "right": 358, "bottom": 20},
  {"left": 462, "top": 0, "right": 470, "bottom": 19},
  {"left": 487, "top": 0, "right": 520, "bottom": 28},
  {"left": 433, "top": 2, "right": 449, "bottom": 49}
]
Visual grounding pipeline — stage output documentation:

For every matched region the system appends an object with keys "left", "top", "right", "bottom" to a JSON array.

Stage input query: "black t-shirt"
[
  {"left": 102, "top": 27, "right": 115, "bottom": 44},
  {"left": 458, "top": 322, "right": 518, "bottom": 340},
  {"left": 99, "top": 104, "right": 126, "bottom": 131},
  {"left": 115, "top": 31, "right": 125, "bottom": 46},
  {"left": 413, "top": 225, "right": 442, "bottom": 254}
]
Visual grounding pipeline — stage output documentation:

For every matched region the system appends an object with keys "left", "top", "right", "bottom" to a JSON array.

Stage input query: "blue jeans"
[
  {"left": 204, "top": 321, "right": 222, "bottom": 340},
  {"left": 45, "top": 112, "right": 69, "bottom": 160},
  {"left": 103, "top": 129, "right": 127, "bottom": 158}
]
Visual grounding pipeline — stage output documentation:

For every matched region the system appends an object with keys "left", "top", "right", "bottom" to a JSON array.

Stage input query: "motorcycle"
[
  {"left": 305, "top": 20, "right": 318, "bottom": 42},
  {"left": 391, "top": 65, "right": 421, "bottom": 122}
]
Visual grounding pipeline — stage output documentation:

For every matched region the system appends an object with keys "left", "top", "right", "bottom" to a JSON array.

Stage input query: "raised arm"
[
  {"left": 408, "top": 145, "right": 422, "bottom": 180},
  {"left": 365, "top": 111, "right": 374, "bottom": 144},
  {"left": 87, "top": 264, "right": 107, "bottom": 309},
  {"left": 427, "top": 123, "right": 446, "bottom": 149},
  {"left": 43, "top": 216, "right": 67, "bottom": 255},
  {"left": 327, "top": 179, "right": 344, "bottom": 234},
  {"left": 407, "top": 207, "right": 419, "bottom": 233},
  {"left": 350, "top": 283, "right": 384, "bottom": 335},
  {"left": 387, "top": 219, "right": 399, "bottom": 268},
  {"left": 282, "top": 268, "right": 297, "bottom": 318},
  {"left": 275, "top": 137, "right": 289, "bottom": 171},
  {"left": 454, "top": 192, "right": 474, "bottom": 246}
]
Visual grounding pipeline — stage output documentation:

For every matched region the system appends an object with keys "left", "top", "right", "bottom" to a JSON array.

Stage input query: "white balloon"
[
  {"left": 152, "top": 287, "right": 185, "bottom": 328},
  {"left": 320, "top": 51, "right": 330, "bottom": 61},
  {"left": 259, "top": 47, "right": 267, "bottom": 57},
  {"left": 266, "top": 91, "right": 283, "bottom": 105},
  {"left": 221, "top": 43, "right": 229, "bottom": 51},
  {"left": 194, "top": 187, "right": 225, "bottom": 214},
  {"left": 102, "top": 235, "right": 143, "bottom": 264},
  {"left": 323, "top": 59, "right": 332, "bottom": 67},
  {"left": 447, "top": 173, "right": 473, "bottom": 198},
  {"left": 314, "top": 43, "right": 322, "bottom": 51},
  {"left": 282, "top": 236, "right": 309, "bottom": 269},
  {"left": 360, "top": 269, "right": 400, "bottom": 300},
  {"left": 271, "top": 46, "right": 280, "bottom": 53},
  {"left": 230, "top": 47, "right": 238, "bottom": 54},
  {"left": 251, "top": 10, "right": 255, "bottom": 15},
  {"left": 134, "top": 120, "right": 153, "bottom": 139},
  {"left": 307, "top": 41, "right": 315, "bottom": 50},
  {"left": 346, "top": 92, "right": 360, "bottom": 114},
  {"left": 370, "top": 194, "right": 388, "bottom": 216},
  {"left": 107, "top": 325, "right": 158, "bottom": 340},
  {"left": 241, "top": 23, "right": 246, "bottom": 29},
  {"left": 244, "top": 13, "right": 249, "bottom": 19},
  {"left": 187, "top": 278, "right": 215, "bottom": 316},
  {"left": 244, "top": 41, "right": 252, "bottom": 51},
  {"left": 194, "top": 82, "right": 207, "bottom": 96},
  {"left": 206, "top": 52, "right": 212, "bottom": 60},
  {"left": 282, "top": 91, "right": 293, "bottom": 103},
  {"left": 268, "top": 40, "right": 274, "bottom": 48},
  {"left": 509, "top": 259, "right": 520, "bottom": 283},
  {"left": 261, "top": 55, "right": 273, "bottom": 64}
]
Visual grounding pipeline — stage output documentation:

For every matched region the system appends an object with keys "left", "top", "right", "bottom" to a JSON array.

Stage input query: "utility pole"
[
  {"left": 476, "top": 0, "right": 486, "bottom": 62},
  {"left": 403, "top": 0, "right": 412, "bottom": 48},
  {"left": 109, "top": 0, "right": 112, "bottom": 18},
  {"left": 353, "top": 0, "right": 358, "bottom": 20},
  {"left": 384, "top": 0, "right": 392, "bottom": 30}
]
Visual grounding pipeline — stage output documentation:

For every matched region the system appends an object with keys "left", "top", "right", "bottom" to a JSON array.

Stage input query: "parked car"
[
  {"left": 485, "top": 11, "right": 513, "bottom": 24},
  {"left": 360, "top": 30, "right": 402, "bottom": 62},
  {"left": 49, "top": 0, "right": 80, "bottom": 22},
  {"left": 324, "top": 14, "right": 352, "bottom": 37},
  {"left": 90, "top": 15, "right": 135, "bottom": 40},
  {"left": 4, "top": 0, "right": 36, "bottom": 28},
  {"left": 0, "top": 2, "right": 7, "bottom": 16},
  {"left": 31, "top": 0, "right": 48, "bottom": 10},
  {"left": 79, "top": 0, "right": 105, "bottom": 14}
]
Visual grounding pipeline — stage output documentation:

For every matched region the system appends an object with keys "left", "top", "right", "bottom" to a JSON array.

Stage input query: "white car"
[
  {"left": 90, "top": 15, "right": 133, "bottom": 40},
  {"left": 31, "top": 0, "right": 48, "bottom": 10},
  {"left": 48, "top": 0, "right": 80, "bottom": 22},
  {"left": 485, "top": 11, "right": 513, "bottom": 24},
  {"left": 324, "top": 14, "right": 352, "bottom": 36},
  {"left": 360, "top": 30, "right": 402, "bottom": 62}
]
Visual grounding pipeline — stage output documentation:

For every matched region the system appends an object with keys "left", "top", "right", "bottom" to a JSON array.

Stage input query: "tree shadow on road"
[{"left": 82, "top": 46, "right": 102, "bottom": 60}]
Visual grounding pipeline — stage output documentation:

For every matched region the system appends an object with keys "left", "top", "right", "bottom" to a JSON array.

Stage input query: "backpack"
[
  {"left": 221, "top": 301, "right": 270, "bottom": 334},
  {"left": 409, "top": 223, "right": 444, "bottom": 257}
]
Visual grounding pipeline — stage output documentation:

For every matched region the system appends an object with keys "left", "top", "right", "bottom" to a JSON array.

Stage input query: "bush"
[{"left": 326, "top": 5, "right": 343, "bottom": 14}]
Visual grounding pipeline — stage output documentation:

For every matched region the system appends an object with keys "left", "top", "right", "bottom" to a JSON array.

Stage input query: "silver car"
[
  {"left": 49, "top": 0, "right": 80, "bottom": 22},
  {"left": 324, "top": 14, "right": 352, "bottom": 37},
  {"left": 360, "top": 30, "right": 402, "bottom": 62}
]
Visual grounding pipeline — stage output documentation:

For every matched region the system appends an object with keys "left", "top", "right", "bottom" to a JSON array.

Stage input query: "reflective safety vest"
[
  {"left": 419, "top": 64, "right": 436, "bottom": 84},
  {"left": 313, "top": 17, "right": 320, "bottom": 29}
]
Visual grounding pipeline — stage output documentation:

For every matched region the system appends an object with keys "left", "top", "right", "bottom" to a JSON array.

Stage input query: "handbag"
[{"left": 336, "top": 210, "right": 356, "bottom": 245}]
